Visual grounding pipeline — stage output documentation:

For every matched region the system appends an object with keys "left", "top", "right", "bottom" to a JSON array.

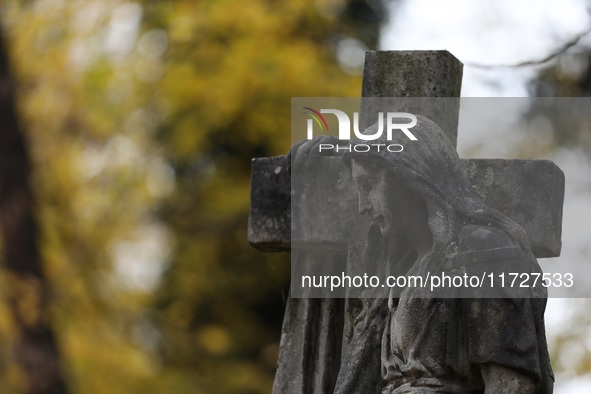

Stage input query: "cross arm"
[{"left": 248, "top": 155, "right": 564, "bottom": 258}]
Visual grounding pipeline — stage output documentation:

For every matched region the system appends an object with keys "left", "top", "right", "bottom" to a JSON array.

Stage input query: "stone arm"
[{"left": 481, "top": 364, "right": 536, "bottom": 394}]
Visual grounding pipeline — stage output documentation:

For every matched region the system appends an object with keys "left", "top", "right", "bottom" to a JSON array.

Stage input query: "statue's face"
[{"left": 351, "top": 158, "right": 421, "bottom": 239}]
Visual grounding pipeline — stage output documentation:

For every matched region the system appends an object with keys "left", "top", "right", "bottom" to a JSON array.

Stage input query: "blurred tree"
[
  {"left": 145, "top": 1, "right": 389, "bottom": 393},
  {"left": 526, "top": 46, "right": 591, "bottom": 381},
  {"left": 0, "top": 29, "right": 67, "bottom": 394},
  {"left": 0, "top": 0, "right": 390, "bottom": 393},
  {"left": 525, "top": 50, "right": 591, "bottom": 155}
]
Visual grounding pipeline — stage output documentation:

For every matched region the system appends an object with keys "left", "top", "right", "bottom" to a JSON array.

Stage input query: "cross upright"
[{"left": 248, "top": 51, "right": 565, "bottom": 394}]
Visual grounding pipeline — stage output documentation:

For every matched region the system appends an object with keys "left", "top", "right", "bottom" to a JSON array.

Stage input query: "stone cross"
[{"left": 248, "top": 51, "right": 565, "bottom": 394}]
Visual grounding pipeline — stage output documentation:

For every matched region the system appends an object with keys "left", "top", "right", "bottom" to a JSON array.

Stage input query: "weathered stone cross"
[{"left": 248, "top": 51, "right": 565, "bottom": 394}]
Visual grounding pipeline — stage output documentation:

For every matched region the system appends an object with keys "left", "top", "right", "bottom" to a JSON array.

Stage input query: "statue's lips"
[{"left": 371, "top": 215, "right": 385, "bottom": 227}]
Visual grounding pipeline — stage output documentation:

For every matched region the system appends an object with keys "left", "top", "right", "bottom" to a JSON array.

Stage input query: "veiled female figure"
[{"left": 332, "top": 115, "right": 553, "bottom": 394}]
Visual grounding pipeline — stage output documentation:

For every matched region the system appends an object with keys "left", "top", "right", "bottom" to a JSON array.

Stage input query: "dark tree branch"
[
  {"left": 0, "top": 29, "right": 68, "bottom": 394},
  {"left": 465, "top": 25, "right": 591, "bottom": 69}
]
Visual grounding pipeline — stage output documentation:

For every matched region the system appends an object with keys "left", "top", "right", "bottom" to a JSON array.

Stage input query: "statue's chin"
[{"left": 379, "top": 224, "right": 394, "bottom": 240}]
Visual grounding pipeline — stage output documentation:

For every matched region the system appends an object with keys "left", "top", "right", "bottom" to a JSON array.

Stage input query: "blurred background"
[{"left": 0, "top": 0, "right": 590, "bottom": 393}]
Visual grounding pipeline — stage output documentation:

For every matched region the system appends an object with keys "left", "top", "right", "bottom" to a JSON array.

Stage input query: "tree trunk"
[{"left": 0, "top": 29, "right": 68, "bottom": 394}]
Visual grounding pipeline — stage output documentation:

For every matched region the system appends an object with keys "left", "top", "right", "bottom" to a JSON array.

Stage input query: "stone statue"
[{"left": 292, "top": 115, "right": 554, "bottom": 393}]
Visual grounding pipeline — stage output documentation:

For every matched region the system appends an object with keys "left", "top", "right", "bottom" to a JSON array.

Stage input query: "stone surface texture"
[{"left": 361, "top": 51, "right": 463, "bottom": 146}]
